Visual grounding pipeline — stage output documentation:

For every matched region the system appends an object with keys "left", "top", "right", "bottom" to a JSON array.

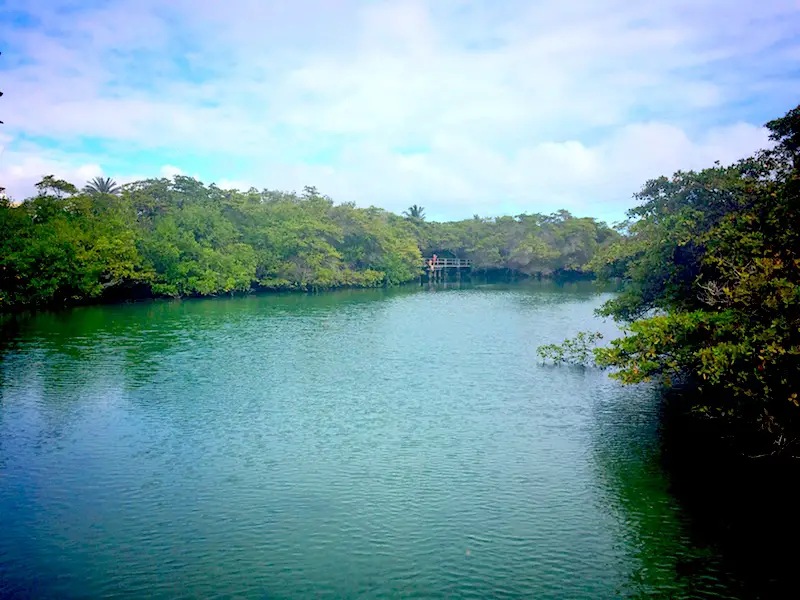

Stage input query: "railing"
[{"left": 422, "top": 258, "right": 472, "bottom": 269}]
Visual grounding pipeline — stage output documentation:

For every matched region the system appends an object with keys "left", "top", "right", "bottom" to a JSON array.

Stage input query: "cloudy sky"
[{"left": 1, "top": 0, "right": 798, "bottom": 222}]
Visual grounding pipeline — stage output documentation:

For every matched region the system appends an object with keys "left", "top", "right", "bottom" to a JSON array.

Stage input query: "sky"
[{"left": 0, "top": 0, "right": 799, "bottom": 223}]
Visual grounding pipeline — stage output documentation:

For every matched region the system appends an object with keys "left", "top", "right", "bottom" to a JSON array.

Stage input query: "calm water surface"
[{"left": 1, "top": 282, "right": 740, "bottom": 598}]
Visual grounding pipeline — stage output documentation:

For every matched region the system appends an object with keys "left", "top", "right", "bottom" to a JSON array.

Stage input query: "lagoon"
[{"left": 0, "top": 283, "right": 739, "bottom": 598}]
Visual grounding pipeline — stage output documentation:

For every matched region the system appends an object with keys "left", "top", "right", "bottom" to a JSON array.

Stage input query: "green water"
[{"left": 1, "top": 283, "right": 739, "bottom": 598}]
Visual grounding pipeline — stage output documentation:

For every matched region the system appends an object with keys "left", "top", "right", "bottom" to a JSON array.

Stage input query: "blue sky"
[{"left": 1, "top": 0, "right": 799, "bottom": 223}]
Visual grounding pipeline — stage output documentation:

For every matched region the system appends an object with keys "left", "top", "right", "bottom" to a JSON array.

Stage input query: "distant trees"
[
  {"left": 0, "top": 177, "right": 425, "bottom": 307},
  {"left": 416, "top": 210, "right": 617, "bottom": 276},
  {"left": 34, "top": 175, "right": 78, "bottom": 198},
  {"left": 0, "top": 176, "right": 617, "bottom": 309}
]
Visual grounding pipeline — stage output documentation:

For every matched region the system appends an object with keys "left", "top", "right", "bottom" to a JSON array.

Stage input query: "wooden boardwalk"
[{"left": 423, "top": 257, "right": 472, "bottom": 270}]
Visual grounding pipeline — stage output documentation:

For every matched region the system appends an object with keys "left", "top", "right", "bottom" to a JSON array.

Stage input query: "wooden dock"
[
  {"left": 422, "top": 258, "right": 472, "bottom": 282},
  {"left": 423, "top": 257, "right": 472, "bottom": 270}
]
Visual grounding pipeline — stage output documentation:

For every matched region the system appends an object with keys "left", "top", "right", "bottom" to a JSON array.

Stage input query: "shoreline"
[{"left": 0, "top": 268, "right": 598, "bottom": 315}]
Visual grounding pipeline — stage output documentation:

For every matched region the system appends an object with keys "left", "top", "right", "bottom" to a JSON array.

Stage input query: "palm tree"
[
  {"left": 84, "top": 176, "right": 121, "bottom": 195},
  {"left": 403, "top": 204, "right": 426, "bottom": 220}
]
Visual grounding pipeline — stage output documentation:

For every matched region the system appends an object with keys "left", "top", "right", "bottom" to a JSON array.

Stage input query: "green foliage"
[
  {"left": 545, "top": 103, "right": 800, "bottom": 455},
  {"left": 34, "top": 175, "right": 79, "bottom": 198},
  {"left": 417, "top": 210, "right": 617, "bottom": 276},
  {"left": 0, "top": 177, "right": 426, "bottom": 308},
  {"left": 537, "top": 331, "right": 604, "bottom": 365},
  {"left": 2, "top": 173, "right": 617, "bottom": 309}
]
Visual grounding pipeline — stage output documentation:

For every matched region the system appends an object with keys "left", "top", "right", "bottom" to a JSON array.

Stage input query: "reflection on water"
[
  {"left": 590, "top": 385, "right": 737, "bottom": 598},
  {"left": 0, "top": 283, "right": 750, "bottom": 598}
]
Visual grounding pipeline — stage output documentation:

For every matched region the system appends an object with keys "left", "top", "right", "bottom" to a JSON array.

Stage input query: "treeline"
[
  {"left": 541, "top": 103, "right": 800, "bottom": 456},
  {"left": 416, "top": 210, "right": 617, "bottom": 276},
  {"left": 0, "top": 175, "right": 617, "bottom": 309}
]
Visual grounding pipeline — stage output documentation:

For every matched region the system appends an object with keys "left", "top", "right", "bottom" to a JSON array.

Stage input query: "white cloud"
[
  {"left": 160, "top": 165, "right": 185, "bottom": 179},
  {"left": 217, "top": 178, "right": 255, "bottom": 191},
  {"left": 0, "top": 120, "right": 775, "bottom": 220},
  {"left": 0, "top": 0, "right": 797, "bottom": 219},
  {"left": 75, "top": 164, "right": 104, "bottom": 181},
  {"left": 0, "top": 147, "right": 106, "bottom": 201}
]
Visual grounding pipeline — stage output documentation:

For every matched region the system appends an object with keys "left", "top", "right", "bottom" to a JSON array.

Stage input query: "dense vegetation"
[
  {"left": 0, "top": 176, "right": 616, "bottom": 309},
  {"left": 540, "top": 104, "right": 800, "bottom": 456}
]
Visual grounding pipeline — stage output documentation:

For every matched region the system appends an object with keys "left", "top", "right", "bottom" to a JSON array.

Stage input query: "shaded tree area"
[
  {"left": 413, "top": 210, "right": 617, "bottom": 278},
  {"left": 540, "top": 103, "right": 800, "bottom": 457},
  {"left": 0, "top": 176, "right": 616, "bottom": 309}
]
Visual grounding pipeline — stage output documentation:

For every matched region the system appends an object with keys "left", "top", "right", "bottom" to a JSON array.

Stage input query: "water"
[{"left": 0, "top": 282, "right": 741, "bottom": 598}]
